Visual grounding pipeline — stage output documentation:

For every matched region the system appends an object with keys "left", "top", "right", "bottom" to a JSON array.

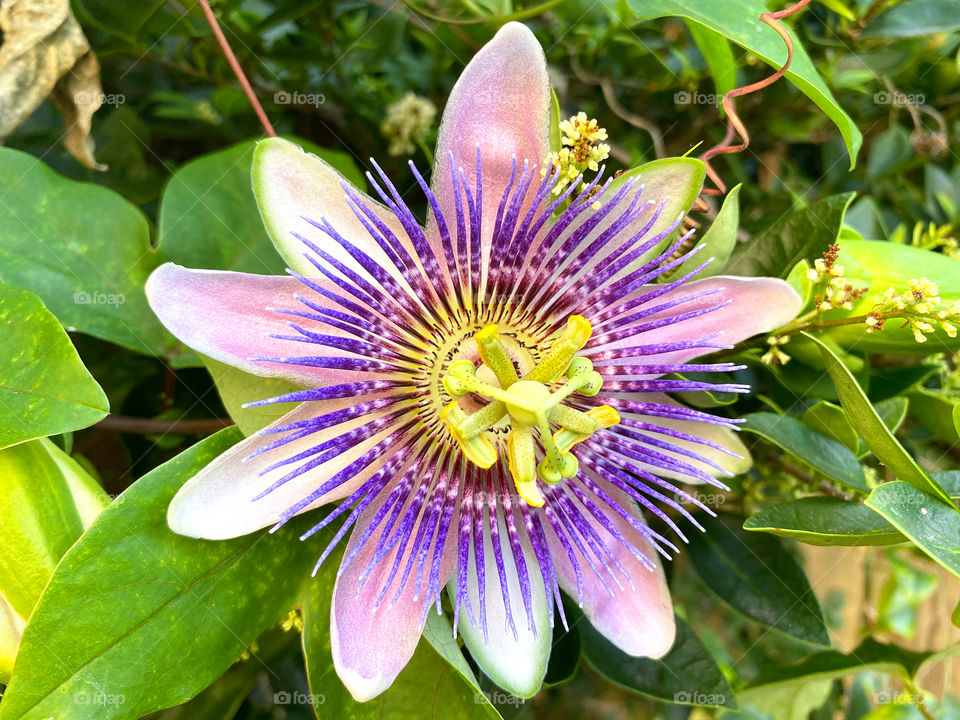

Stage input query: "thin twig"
[
  {"left": 96, "top": 416, "right": 234, "bottom": 435},
  {"left": 700, "top": 0, "right": 812, "bottom": 195},
  {"left": 196, "top": 0, "right": 277, "bottom": 137}
]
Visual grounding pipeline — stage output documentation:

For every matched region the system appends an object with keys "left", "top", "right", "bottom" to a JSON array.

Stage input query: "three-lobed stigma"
[{"left": 440, "top": 315, "right": 619, "bottom": 506}]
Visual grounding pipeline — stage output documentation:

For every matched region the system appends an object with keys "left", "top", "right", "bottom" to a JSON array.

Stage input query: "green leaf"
[
  {"left": 907, "top": 388, "right": 960, "bottom": 445},
  {"left": 675, "top": 184, "right": 740, "bottom": 279},
  {"left": 578, "top": 610, "right": 736, "bottom": 708},
  {"left": 743, "top": 497, "right": 906, "bottom": 547},
  {"left": 0, "top": 441, "right": 84, "bottom": 619},
  {"left": 801, "top": 401, "right": 859, "bottom": 454},
  {"left": 685, "top": 20, "right": 738, "bottom": 97},
  {"left": 866, "top": 126, "right": 913, "bottom": 179},
  {"left": 866, "top": 482, "right": 960, "bottom": 579},
  {"left": 626, "top": 0, "right": 862, "bottom": 164},
  {"left": 740, "top": 412, "right": 867, "bottom": 492},
  {"left": 0, "top": 148, "right": 179, "bottom": 360},
  {"left": 825, "top": 240, "right": 960, "bottom": 354},
  {"left": 301, "top": 565, "right": 501, "bottom": 719},
  {"left": 73, "top": 0, "right": 167, "bottom": 41},
  {"left": 738, "top": 639, "right": 930, "bottom": 720},
  {"left": 0, "top": 284, "right": 109, "bottom": 449},
  {"left": 861, "top": 0, "right": 960, "bottom": 37},
  {"left": 0, "top": 428, "right": 320, "bottom": 720},
  {"left": 202, "top": 357, "right": 300, "bottom": 436},
  {"left": 877, "top": 552, "right": 938, "bottom": 638},
  {"left": 686, "top": 514, "right": 829, "bottom": 646},
  {"left": 806, "top": 332, "right": 953, "bottom": 505},
  {"left": 725, "top": 193, "right": 855, "bottom": 279},
  {"left": 955, "top": 402, "right": 960, "bottom": 437},
  {"left": 158, "top": 137, "right": 365, "bottom": 277},
  {"left": 43, "top": 438, "right": 111, "bottom": 529},
  {"left": 0, "top": 596, "right": 19, "bottom": 683}
]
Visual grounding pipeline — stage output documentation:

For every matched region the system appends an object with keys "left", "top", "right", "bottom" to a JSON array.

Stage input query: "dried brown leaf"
[{"left": 0, "top": 0, "right": 107, "bottom": 169}]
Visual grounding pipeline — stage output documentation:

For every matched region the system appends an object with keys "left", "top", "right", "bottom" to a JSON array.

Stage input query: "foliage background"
[{"left": 1, "top": 0, "right": 960, "bottom": 719}]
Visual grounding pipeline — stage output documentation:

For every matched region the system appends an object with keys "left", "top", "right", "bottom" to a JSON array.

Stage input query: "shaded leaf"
[
  {"left": 578, "top": 610, "right": 736, "bottom": 708},
  {"left": 740, "top": 412, "right": 867, "bottom": 492},
  {"left": 686, "top": 514, "right": 829, "bottom": 645},
  {"left": 675, "top": 184, "right": 740, "bottom": 279},
  {"left": 202, "top": 357, "right": 300, "bottom": 436},
  {"left": 862, "top": 0, "right": 960, "bottom": 37},
  {"left": 726, "top": 193, "right": 855, "bottom": 278}
]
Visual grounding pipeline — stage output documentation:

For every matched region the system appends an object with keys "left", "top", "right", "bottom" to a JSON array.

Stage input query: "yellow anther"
[
  {"left": 554, "top": 405, "right": 620, "bottom": 454},
  {"left": 475, "top": 323, "right": 519, "bottom": 389},
  {"left": 440, "top": 402, "right": 498, "bottom": 469},
  {"left": 507, "top": 427, "right": 544, "bottom": 507}
]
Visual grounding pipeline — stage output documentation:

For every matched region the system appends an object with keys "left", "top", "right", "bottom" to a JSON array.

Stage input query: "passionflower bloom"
[{"left": 146, "top": 22, "right": 800, "bottom": 701}]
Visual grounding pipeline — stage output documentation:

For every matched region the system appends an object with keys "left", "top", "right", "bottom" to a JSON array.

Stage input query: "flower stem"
[{"left": 196, "top": 0, "right": 277, "bottom": 137}]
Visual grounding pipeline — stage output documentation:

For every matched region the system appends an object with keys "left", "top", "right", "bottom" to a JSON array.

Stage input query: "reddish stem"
[
  {"left": 97, "top": 415, "right": 234, "bottom": 435},
  {"left": 196, "top": 0, "right": 277, "bottom": 137},
  {"left": 699, "top": 0, "right": 812, "bottom": 195}
]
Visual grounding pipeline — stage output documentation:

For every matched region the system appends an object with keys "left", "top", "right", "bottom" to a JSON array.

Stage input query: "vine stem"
[
  {"left": 196, "top": 0, "right": 277, "bottom": 137},
  {"left": 97, "top": 416, "right": 234, "bottom": 435},
  {"left": 699, "top": 0, "right": 813, "bottom": 195}
]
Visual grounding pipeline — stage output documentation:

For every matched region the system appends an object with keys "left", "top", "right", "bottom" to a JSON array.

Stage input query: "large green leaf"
[
  {"left": 0, "top": 284, "right": 108, "bottom": 449},
  {"left": 807, "top": 332, "right": 953, "bottom": 505},
  {"left": 0, "top": 428, "right": 319, "bottom": 720},
  {"left": 685, "top": 20, "right": 738, "bottom": 97},
  {"left": 743, "top": 497, "right": 905, "bottom": 547},
  {"left": 0, "top": 441, "right": 84, "bottom": 620},
  {"left": 866, "top": 482, "right": 960, "bottom": 579},
  {"left": 861, "top": 0, "right": 960, "bottom": 37},
  {"left": 625, "top": 1, "right": 862, "bottom": 163},
  {"left": 157, "top": 137, "right": 365, "bottom": 277},
  {"left": 740, "top": 412, "right": 867, "bottom": 492},
  {"left": 0, "top": 149, "right": 179, "bottom": 360},
  {"left": 301, "top": 562, "right": 501, "bottom": 719},
  {"left": 685, "top": 514, "right": 829, "bottom": 646},
  {"left": 578, "top": 611, "right": 736, "bottom": 708},
  {"left": 725, "top": 193, "right": 855, "bottom": 279}
]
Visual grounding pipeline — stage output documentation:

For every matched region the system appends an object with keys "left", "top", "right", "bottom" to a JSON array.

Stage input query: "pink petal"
[
  {"left": 146, "top": 263, "right": 392, "bottom": 387},
  {"left": 587, "top": 276, "right": 802, "bottom": 365},
  {"left": 167, "top": 399, "right": 403, "bottom": 539},
  {"left": 430, "top": 22, "right": 551, "bottom": 288},
  {"left": 332, "top": 502, "right": 456, "bottom": 701},
  {"left": 252, "top": 137, "right": 420, "bottom": 292},
  {"left": 547, "top": 481, "right": 675, "bottom": 658}
]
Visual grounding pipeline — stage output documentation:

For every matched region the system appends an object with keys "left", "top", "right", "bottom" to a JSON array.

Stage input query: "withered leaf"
[{"left": 0, "top": 0, "right": 107, "bottom": 169}]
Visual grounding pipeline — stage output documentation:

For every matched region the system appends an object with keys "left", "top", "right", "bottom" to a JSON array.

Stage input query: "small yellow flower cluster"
[
  {"left": 280, "top": 608, "right": 303, "bottom": 633},
  {"left": 805, "top": 244, "right": 866, "bottom": 312},
  {"left": 544, "top": 112, "right": 610, "bottom": 195},
  {"left": 380, "top": 93, "right": 437, "bottom": 157},
  {"left": 893, "top": 220, "right": 960, "bottom": 260},
  {"left": 866, "top": 277, "right": 960, "bottom": 342},
  {"left": 760, "top": 334, "right": 791, "bottom": 366}
]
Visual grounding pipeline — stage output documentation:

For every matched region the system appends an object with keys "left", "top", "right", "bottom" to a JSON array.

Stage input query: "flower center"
[{"left": 439, "top": 315, "right": 619, "bottom": 506}]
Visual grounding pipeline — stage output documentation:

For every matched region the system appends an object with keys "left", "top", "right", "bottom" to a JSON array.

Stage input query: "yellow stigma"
[{"left": 439, "top": 315, "right": 619, "bottom": 506}]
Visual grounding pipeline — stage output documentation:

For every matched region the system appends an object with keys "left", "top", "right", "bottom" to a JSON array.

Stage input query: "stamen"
[{"left": 440, "top": 315, "right": 619, "bottom": 506}]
